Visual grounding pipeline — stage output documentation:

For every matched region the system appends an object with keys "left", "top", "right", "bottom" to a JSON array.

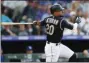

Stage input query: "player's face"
[
  {"left": 59, "top": 11, "right": 64, "bottom": 15},
  {"left": 54, "top": 11, "right": 63, "bottom": 16}
]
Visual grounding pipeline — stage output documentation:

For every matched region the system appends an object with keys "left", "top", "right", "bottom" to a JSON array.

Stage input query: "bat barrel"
[{"left": 1, "top": 22, "right": 34, "bottom": 25}]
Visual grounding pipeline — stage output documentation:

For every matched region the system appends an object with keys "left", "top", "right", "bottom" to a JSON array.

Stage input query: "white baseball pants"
[{"left": 45, "top": 42, "right": 74, "bottom": 62}]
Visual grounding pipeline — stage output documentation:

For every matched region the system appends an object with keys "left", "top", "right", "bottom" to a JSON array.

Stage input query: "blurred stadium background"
[{"left": 1, "top": 0, "right": 89, "bottom": 62}]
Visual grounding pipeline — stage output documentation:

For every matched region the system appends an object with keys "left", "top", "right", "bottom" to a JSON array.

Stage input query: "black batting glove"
[{"left": 75, "top": 17, "right": 81, "bottom": 24}]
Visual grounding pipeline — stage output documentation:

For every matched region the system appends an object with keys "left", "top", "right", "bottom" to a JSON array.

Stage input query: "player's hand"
[
  {"left": 33, "top": 21, "right": 37, "bottom": 25},
  {"left": 33, "top": 21, "right": 41, "bottom": 25},
  {"left": 75, "top": 17, "right": 81, "bottom": 24}
]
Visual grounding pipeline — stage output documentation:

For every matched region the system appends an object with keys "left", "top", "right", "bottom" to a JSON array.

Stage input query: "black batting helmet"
[{"left": 50, "top": 4, "right": 64, "bottom": 14}]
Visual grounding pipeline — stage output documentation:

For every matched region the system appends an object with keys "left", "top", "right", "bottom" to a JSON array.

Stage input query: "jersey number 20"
[{"left": 46, "top": 24, "right": 54, "bottom": 35}]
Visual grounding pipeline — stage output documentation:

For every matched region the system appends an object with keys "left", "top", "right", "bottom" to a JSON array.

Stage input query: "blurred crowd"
[{"left": 1, "top": 0, "right": 89, "bottom": 36}]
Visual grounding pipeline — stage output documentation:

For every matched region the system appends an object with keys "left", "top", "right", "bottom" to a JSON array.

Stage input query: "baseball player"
[{"left": 34, "top": 4, "right": 81, "bottom": 62}]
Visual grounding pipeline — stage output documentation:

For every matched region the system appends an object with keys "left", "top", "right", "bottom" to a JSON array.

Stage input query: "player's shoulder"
[
  {"left": 59, "top": 16, "right": 68, "bottom": 25},
  {"left": 58, "top": 16, "right": 67, "bottom": 23},
  {"left": 42, "top": 15, "right": 53, "bottom": 21}
]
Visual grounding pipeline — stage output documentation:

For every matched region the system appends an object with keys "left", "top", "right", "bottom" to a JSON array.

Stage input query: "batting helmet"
[{"left": 50, "top": 4, "right": 64, "bottom": 14}]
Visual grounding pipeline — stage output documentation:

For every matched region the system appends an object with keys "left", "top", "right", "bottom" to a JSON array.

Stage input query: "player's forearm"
[{"left": 73, "top": 23, "right": 78, "bottom": 30}]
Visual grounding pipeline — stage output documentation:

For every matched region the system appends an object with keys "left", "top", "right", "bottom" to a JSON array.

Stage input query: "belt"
[{"left": 46, "top": 41, "right": 60, "bottom": 46}]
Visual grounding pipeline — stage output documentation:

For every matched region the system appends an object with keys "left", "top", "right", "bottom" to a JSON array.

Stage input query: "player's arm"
[
  {"left": 33, "top": 18, "right": 46, "bottom": 26},
  {"left": 61, "top": 17, "right": 81, "bottom": 30}
]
